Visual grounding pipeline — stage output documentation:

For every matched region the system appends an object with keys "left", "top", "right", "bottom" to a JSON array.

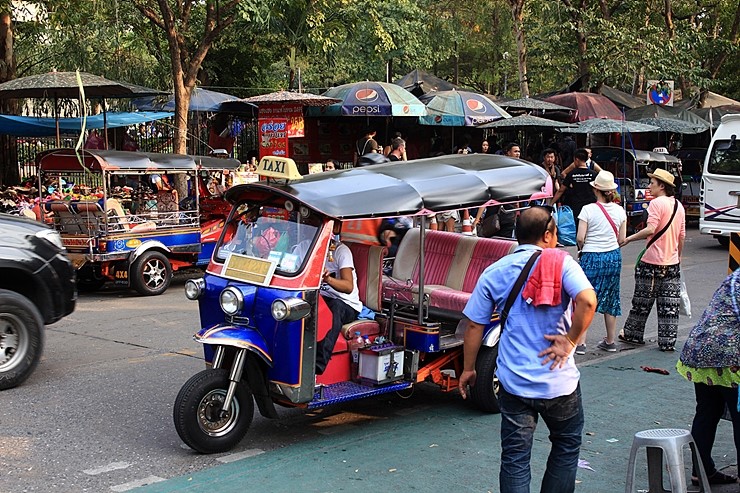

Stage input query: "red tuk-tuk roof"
[
  {"left": 36, "top": 148, "right": 241, "bottom": 173},
  {"left": 224, "top": 153, "right": 552, "bottom": 219}
]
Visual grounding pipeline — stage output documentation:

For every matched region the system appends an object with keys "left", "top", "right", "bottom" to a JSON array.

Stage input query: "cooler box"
[{"left": 358, "top": 344, "right": 404, "bottom": 385}]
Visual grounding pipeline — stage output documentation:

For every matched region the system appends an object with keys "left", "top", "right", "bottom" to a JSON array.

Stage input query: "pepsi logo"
[
  {"left": 434, "top": 115, "right": 443, "bottom": 123},
  {"left": 356, "top": 89, "right": 379, "bottom": 102},
  {"left": 466, "top": 99, "right": 487, "bottom": 113},
  {"left": 403, "top": 105, "right": 409, "bottom": 114}
]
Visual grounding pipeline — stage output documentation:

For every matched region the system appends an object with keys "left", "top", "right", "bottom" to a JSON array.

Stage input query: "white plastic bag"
[{"left": 679, "top": 271, "right": 691, "bottom": 317}]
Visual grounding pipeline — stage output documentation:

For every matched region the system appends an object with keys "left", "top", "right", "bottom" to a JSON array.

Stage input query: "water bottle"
[{"left": 349, "top": 331, "right": 364, "bottom": 382}]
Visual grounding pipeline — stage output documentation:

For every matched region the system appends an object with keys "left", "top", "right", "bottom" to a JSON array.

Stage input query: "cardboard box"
[{"left": 358, "top": 345, "right": 405, "bottom": 384}]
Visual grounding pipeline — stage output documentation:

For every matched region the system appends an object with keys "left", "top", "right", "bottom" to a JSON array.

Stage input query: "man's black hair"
[
  {"left": 574, "top": 148, "right": 589, "bottom": 162},
  {"left": 504, "top": 142, "right": 521, "bottom": 154}
]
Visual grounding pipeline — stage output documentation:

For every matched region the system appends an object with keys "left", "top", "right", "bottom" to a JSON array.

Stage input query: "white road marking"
[
  {"left": 83, "top": 462, "right": 132, "bottom": 475},
  {"left": 110, "top": 476, "right": 166, "bottom": 492},
  {"left": 216, "top": 449, "right": 265, "bottom": 463}
]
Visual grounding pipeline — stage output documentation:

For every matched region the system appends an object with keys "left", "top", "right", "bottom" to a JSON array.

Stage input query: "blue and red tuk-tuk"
[
  {"left": 175, "top": 154, "right": 551, "bottom": 453},
  {"left": 37, "top": 148, "right": 240, "bottom": 295}
]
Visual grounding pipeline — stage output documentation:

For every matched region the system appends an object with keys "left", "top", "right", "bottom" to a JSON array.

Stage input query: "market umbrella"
[
  {"left": 690, "top": 105, "right": 740, "bottom": 129},
  {"left": 394, "top": 69, "right": 458, "bottom": 97},
  {"left": 544, "top": 92, "right": 623, "bottom": 122},
  {"left": 418, "top": 90, "right": 510, "bottom": 126},
  {"left": 309, "top": 81, "right": 427, "bottom": 117},
  {"left": 634, "top": 117, "right": 709, "bottom": 134},
  {"left": 478, "top": 114, "right": 575, "bottom": 129},
  {"left": 562, "top": 118, "right": 660, "bottom": 134},
  {"left": 0, "top": 70, "right": 166, "bottom": 145},
  {"left": 499, "top": 97, "right": 573, "bottom": 112},
  {"left": 133, "top": 87, "right": 240, "bottom": 112},
  {"left": 221, "top": 90, "right": 338, "bottom": 115}
]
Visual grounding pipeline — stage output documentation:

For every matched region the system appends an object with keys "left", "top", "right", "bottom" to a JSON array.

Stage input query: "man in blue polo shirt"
[{"left": 459, "top": 206, "right": 597, "bottom": 493}]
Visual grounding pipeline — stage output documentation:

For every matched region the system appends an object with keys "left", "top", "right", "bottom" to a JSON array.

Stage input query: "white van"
[{"left": 700, "top": 114, "right": 740, "bottom": 246}]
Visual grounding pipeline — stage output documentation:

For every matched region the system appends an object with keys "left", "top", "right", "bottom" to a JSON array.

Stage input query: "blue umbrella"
[
  {"left": 418, "top": 90, "right": 510, "bottom": 126},
  {"left": 309, "top": 81, "right": 427, "bottom": 117},
  {"left": 133, "top": 87, "right": 239, "bottom": 112}
]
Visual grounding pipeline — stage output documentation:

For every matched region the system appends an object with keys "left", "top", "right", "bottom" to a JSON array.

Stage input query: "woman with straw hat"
[
  {"left": 619, "top": 167, "right": 686, "bottom": 351},
  {"left": 573, "top": 170, "right": 627, "bottom": 354}
]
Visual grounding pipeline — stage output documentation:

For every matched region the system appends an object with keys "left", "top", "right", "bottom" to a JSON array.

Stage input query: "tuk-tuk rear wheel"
[
  {"left": 469, "top": 344, "right": 500, "bottom": 413},
  {"left": 174, "top": 369, "right": 254, "bottom": 454}
]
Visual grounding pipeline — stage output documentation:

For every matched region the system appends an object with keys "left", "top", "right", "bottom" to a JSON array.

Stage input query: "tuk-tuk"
[
  {"left": 37, "top": 149, "right": 240, "bottom": 295},
  {"left": 590, "top": 147, "right": 682, "bottom": 232},
  {"left": 175, "top": 154, "right": 551, "bottom": 453}
]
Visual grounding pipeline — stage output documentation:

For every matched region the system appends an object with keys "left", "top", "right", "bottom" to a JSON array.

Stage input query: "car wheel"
[
  {"left": 468, "top": 344, "right": 500, "bottom": 413},
  {"left": 0, "top": 290, "right": 44, "bottom": 390},
  {"left": 716, "top": 235, "right": 730, "bottom": 248},
  {"left": 174, "top": 369, "right": 254, "bottom": 454},
  {"left": 131, "top": 251, "right": 172, "bottom": 296}
]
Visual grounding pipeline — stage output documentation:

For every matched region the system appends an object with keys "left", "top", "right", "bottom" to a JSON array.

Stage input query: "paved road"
[{"left": 0, "top": 226, "right": 735, "bottom": 492}]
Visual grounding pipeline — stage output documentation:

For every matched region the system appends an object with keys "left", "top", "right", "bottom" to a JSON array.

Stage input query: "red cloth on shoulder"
[{"left": 521, "top": 248, "right": 568, "bottom": 306}]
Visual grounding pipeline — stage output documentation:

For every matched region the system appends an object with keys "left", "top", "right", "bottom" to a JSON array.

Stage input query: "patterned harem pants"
[{"left": 622, "top": 262, "right": 681, "bottom": 350}]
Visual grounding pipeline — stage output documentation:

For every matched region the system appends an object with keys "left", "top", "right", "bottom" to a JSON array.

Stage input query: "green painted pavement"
[{"left": 138, "top": 347, "right": 737, "bottom": 493}]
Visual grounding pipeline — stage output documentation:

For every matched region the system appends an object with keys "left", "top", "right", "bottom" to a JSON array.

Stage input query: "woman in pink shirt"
[{"left": 619, "top": 168, "right": 686, "bottom": 351}]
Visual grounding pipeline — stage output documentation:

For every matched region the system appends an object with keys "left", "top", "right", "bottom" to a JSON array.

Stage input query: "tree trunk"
[
  {"left": 509, "top": 0, "right": 529, "bottom": 97},
  {"left": 0, "top": 12, "right": 17, "bottom": 186}
]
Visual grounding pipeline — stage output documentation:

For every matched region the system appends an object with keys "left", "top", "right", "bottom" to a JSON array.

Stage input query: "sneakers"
[
  {"left": 597, "top": 339, "right": 618, "bottom": 352},
  {"left": 575, "top": 344, "right": 587, "bottom": 355},
  {"left": 691, "top": 470, "right": 738, "bottom": 485}
]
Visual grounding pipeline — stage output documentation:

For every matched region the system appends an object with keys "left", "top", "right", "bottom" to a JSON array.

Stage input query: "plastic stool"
[{"left": 625, "top": 428, "right": 711, "bottom": 493}]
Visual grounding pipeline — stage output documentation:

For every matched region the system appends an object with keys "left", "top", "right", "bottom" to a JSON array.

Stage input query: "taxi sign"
[{"left": 256, "top": 156, "right": 303, "bottom": 181}]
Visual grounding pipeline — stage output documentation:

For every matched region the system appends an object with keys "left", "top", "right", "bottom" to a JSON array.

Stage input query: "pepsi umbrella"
[
  {"left": 310, "top": 81, "right": 426, "bottom": 117},
  {"left": 418, "top": 90, "right": 510, "bottom": 126}
]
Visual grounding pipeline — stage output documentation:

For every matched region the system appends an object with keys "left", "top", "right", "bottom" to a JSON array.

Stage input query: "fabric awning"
[{"left": 0, "top": 111, "right": 173, "bottom": 137}]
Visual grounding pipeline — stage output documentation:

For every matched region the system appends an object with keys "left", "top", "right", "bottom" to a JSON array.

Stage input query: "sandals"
[
  {"left": 691, "top": 470, "right": 738, "bottom": 485},
  {"left": 618, "top": 333, "right": 645, "bottom": 345}
]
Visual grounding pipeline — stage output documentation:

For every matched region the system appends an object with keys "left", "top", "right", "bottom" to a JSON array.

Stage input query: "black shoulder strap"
[
  {"left": 646, "top": 199, "right": 679, "bottom": 250},
  {"left": 500, "top": 250, "right": 542, "bottom": 331}
]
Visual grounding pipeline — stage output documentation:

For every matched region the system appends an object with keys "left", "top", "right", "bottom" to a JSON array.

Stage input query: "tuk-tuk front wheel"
[
  {"left": 174, "top": 369, "right": 254, "bottom": 454},
  {"left": 131, "top": 251, "right": 172, "bottom": 296},
  {"left": 469, "top": 344, "right": 500, "bottom": 413}
]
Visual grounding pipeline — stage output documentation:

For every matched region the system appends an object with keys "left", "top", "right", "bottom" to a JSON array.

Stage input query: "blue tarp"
[{"left": 0, "top": 111, "right": 173, "bottom": 137}]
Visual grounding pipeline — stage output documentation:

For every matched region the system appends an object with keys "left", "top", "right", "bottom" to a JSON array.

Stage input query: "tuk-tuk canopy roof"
[
  {"left": 36, "top": 148, "right": 241, "bottom": 173},
  {"left": 590, "top": 147, "right": 681, "bottom": 165},
  {"left": 225, "top": 154, "right": 551, "bottom": 219}
]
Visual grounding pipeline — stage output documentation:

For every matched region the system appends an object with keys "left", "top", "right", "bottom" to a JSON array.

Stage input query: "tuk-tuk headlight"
[
  {"left": 220, "top": 287, "right": 244, "bottom": 315},
  {"left": 271, "top": 298, "right": 311, "bottom": 321},
  {"left": 184, "top": 278, "right": 205, "bottom": 300}
]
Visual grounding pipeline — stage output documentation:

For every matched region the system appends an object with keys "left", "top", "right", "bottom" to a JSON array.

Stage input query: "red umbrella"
[{"left": 544, "top": 92, "right": 623, "bottom": 122}]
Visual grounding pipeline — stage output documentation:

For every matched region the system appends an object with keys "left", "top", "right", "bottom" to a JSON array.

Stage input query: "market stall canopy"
[
  {"left": 133, "top": 87, "right": 240, "bottom": 112},
  {"left": 393, "top": 69, "right": 458, "bottom": 97},
  {"left": 478, "top": 114, "right": 575, "bottom": 129},
  {"left": 308, "top": 81, "right": 427, "bottom": 117},
  {"left": 224, "top": 153, "right": 550, "bottom": 220},
  {"left": 702, "top": 91, "right": 740, "bottom": 107},
  {"left": 544, "top": 92, "right": 623, "bottom": 122},
  {"left": 237, "top": 90, "right": 340, "bottom": 106},
  {"left": 0, "top": 71, "right": 166, "bottom": 99},
  {"left": 598, "top": 85, "right": 645, "bottom": 110},
  {"left": 36, "top": 148, "right": 240, "bottom": 173},
  {"left": 692, "top": 105, "right": 740, "bottom": 129},
  {"left": 634, "top": 117, "right": 709, "bottom": 134},
  {"left": 419, "top": 90, "right": 510, "bottom": 126},
  {"left": 0, "top": 111, "right": 172, "bottom": 137},
  {"left": 499, "top": 97, "right": 573, "bottom": 112},
  {"left": 624, "top": 103, "right": 708, "bottom": 127},
  {"left": 561, "top": 118, "right": 660, "bottom": 134}
]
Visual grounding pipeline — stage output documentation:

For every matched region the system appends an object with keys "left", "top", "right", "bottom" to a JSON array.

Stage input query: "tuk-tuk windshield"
[{"left": 216, "top": 201, "right": 322, "bottom": 275}]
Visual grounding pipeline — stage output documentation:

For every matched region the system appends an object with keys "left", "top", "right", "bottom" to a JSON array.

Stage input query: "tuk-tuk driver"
[{"left": 315, "top": 223, "right": 362, "bottom": 375}]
